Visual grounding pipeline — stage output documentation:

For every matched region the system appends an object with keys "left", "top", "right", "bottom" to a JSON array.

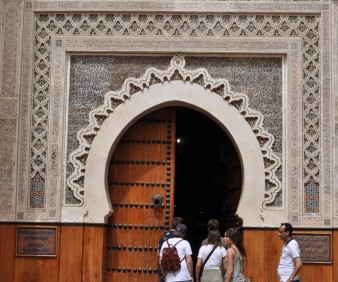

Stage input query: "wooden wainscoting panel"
[
  {"left": 59, "top": 225, "right": 84, "bottom": 282},
  {"left": 1, "top": 224, "right": 337, "bottom": 281},
  {"left": 254, "top": 230, "right": 267, "bottom": 277},
  {"left": 334, "top": 230, "right": 338, "bottom": 281},
  {"left": 0, "top": 224, "right": 15, "bottom": 282},
  {"left": 243, "top": 229, "right": 335, "bottom": 282},
  {"left": 14, "top": 241, "right": 59, "bottom": 281},
  {"left": 82, "top": 225, "right": 106, "bottom": 282}
]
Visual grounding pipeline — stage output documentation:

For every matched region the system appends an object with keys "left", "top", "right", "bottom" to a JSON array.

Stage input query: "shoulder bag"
[{"left": 199, "top": 245, "right": 217, "bottom": 279}]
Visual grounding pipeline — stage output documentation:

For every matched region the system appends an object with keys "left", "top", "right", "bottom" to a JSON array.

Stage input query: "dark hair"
[
  {"left": 207, "top": 219, "right": 220, "bottom": 230},
  {"left": 281, "top": 223, "right": 293, "bottom": 236},
  {"left": 207, "top": 229, "right": 221, "bottom": 246},
  {"left": 225, "top": 228, "right": 246, "bottom": 260},
  {"left": 172, "top": 217, "right": 184, "bottom": 229}
]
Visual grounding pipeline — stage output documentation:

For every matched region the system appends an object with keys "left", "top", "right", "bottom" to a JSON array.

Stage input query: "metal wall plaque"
[
  {"left": 293, "top": 232, "right": 331, "bottom": 263},
  {"left": 16, "top": 226, "right": 58, "bottom": 257}
]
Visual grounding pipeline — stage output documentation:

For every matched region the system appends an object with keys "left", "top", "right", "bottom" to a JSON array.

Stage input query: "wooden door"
[{"left": 105, "top": 107, "right": 176, "bottom": 282}]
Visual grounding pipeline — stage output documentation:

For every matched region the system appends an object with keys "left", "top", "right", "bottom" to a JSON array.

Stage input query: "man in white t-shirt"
[
  {"left": 157, "top": 217, "right": 185, "bottom": 281},
  {"left": 277, "top": 223, "right": 302, "bottom": 282},
  {"left": 159, "top": 224, "right": 194, "bottom": 282}
]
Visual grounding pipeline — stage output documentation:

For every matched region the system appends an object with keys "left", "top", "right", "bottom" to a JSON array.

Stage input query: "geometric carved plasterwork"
[
  {"left": 67, "top": 54, "right": 282, "bottom": 211},
  {"left": 1, "top": 3, "right": 20, "bottom": 98},
  {"left": 0, "top": 119, "right": 16, "bottom": 192},
  {"left": 52, "top": 36, "right": 301, "bottom": 224},
  {"left": 31, "top": 12, "right": 321, "bottom": 218},
  {"left": 66, "top": 55, "right": 283, "bottom": 206},
  {"left": 0, "top": 0, "right": 21, "bottom": 222},
  {"left": 0, "top": 98, "right": 18, "bottom": 118},
  {"left": 335, "top": 2, "right": 338, "bottom": 227},
  {"left": 0, "top": 119, "right": 16, "bottom": 218},
  {"left": 15, "top": 1, "right": 37, "bottom": 221}
]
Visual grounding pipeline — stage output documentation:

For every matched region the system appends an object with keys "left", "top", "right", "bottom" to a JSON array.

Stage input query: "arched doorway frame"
[
  {"left": 65, "top": 55, "right": 284, "bottom": 227},
  {"left": 84, "top": 81, "right": 266, "bottom": 226}
]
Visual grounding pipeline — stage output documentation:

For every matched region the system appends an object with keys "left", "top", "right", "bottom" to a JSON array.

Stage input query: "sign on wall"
[
  {"left": 16, "top": 226, "right": 58, "bottom": 257},
  {"left": 293, "top": 232, "right": 331, "bottom": 263}
]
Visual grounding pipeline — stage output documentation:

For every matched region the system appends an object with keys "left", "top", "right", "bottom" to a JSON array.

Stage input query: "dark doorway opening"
[{"left": 174, "top": 107, "right": 242, "bottom": 265}]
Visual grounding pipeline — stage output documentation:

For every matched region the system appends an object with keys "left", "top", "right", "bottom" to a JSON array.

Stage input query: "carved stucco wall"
[
  {"left": 333, "top": 0, "right": 338, "bottom": 226},
  {"left": 66, "top": 54, "right": 282, "bottom": 225},
  {"left": 0, "top": 0, "right": 336, "bottom": 227},
  {"left": 0, "top": 0, "right": 22, "bottom": 221},
  {"left": 66, "top": 55, "right": 283, "bottom": 208}
]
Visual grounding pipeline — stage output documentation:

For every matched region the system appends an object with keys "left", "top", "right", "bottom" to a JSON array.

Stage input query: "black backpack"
[{"left": 160, "top": 239, "right": 184, "bottom": 272}]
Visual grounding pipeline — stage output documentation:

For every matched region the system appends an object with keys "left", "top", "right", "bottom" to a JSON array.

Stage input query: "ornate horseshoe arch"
[{"left": 65, "top": 55, "right": 282, "bottom": 226}]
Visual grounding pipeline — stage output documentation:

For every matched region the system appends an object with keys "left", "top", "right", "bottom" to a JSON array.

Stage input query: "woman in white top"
[{"left": 196, "top": 229, "right": 227, "bottom": 282}]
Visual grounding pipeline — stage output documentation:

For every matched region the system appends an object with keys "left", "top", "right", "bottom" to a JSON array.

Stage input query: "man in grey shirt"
[{"left": 201, "top": 219, "right": 226, "bottom": 247}]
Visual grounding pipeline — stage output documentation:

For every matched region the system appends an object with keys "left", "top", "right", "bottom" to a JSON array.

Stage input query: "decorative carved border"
[
  {"left": 333, "top": 3, "right": 338, "bottom": 226},
  {"left": 17, "top": 1, "right": 45, "bottom": 221},
  {"left": 0, "top": 0, "right": 23, "bottom": 222},
  {"left": 33, "top": 1, "right": 324, "bottom": 13},
  {"left": 321, "top": 9, "right": 331, "bottom": 220}
]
